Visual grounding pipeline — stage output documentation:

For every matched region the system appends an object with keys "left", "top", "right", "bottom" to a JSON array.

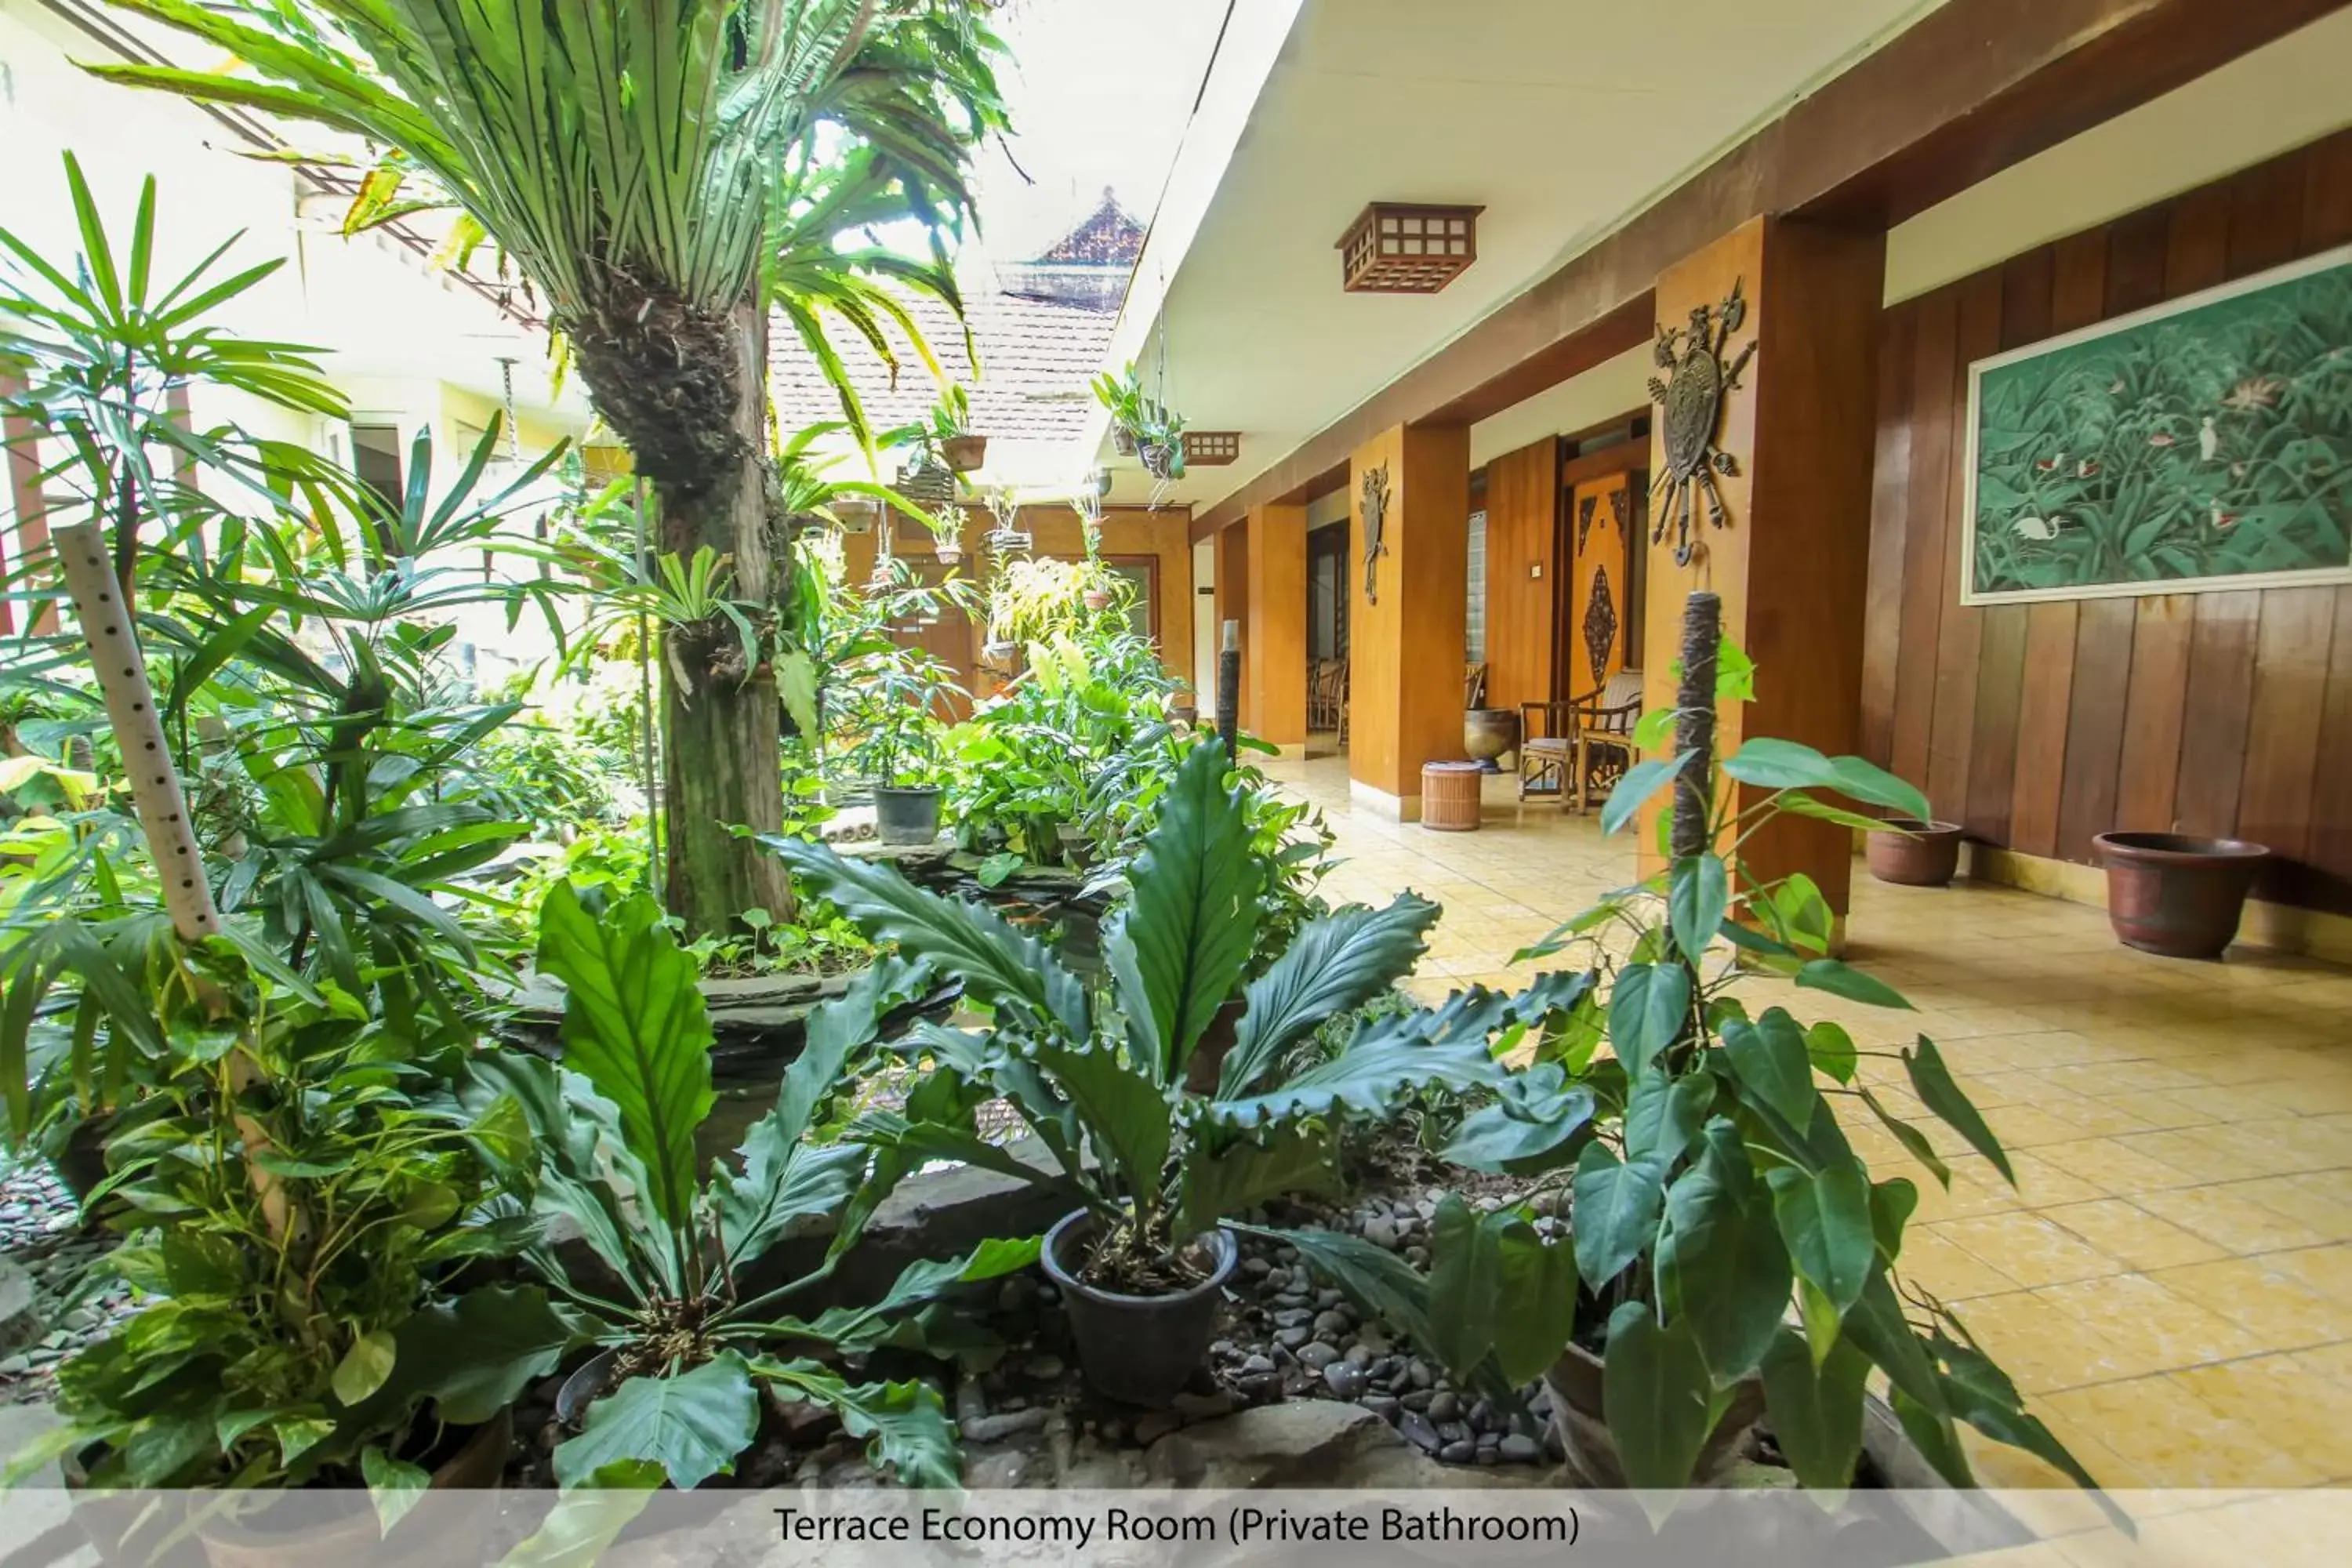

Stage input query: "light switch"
[{"left": 1530, "top": 563, "right": 1542, "bottom": 579}]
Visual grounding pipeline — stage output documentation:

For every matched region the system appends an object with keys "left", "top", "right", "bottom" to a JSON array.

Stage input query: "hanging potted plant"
[
  {"left": 929, "top": 383, "right": 987, "bottom": 474},
  {"left": 772, "top": 740, "right": 1555, "bottom": 1406},
  {"left": 1092, "top": 363, "right": 1187, "bottom": 482}
]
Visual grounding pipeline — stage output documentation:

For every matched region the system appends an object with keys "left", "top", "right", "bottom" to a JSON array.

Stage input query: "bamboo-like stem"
[{"left": 53, "top": 522, "right": 295, "bottom": 1243}]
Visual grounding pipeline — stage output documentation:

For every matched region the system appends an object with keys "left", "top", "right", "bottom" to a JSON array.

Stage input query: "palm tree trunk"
[{"left": 658, "top": 297, "right": 794, "bottom": 936}]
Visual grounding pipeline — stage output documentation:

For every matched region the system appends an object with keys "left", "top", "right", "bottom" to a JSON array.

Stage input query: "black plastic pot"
[
  {"left": 873, "top": 786, "right": 943, "bottom": 846},
  {"left": 1040, "top": 1210, "right": 1236, "bottom": 1408},
  {"left": 555, "top": 1348, "right": 619, "bottom": 1428}
]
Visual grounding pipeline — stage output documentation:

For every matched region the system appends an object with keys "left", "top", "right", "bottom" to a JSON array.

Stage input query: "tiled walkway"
[{"left": 1269, "top": 754, "right": 2352, "bottom": 1504}]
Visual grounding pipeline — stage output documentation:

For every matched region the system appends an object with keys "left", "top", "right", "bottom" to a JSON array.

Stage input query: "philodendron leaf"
[
  {"left": 1767, "top": 1160, "right": 1875, "bottom": 1313},
  {"left": 1425, "top": 1195, "right": 1502, "bottom": 1376},
  {"left": 1570, "top": 1142, "right": 1665, "bottom": 1292},
  {"left": 1218, "top": 894, "right": 1440, "bottom": 1098},
  {"left": 1858, "top": 1084, "right": 1951, "bottom": 1190},
  {"left": 1623, "top": 1069, "right": 1711, "bottom": 1167},
  {"left": 1870, "top": 1178, "right": 1919, "bottom": 1263},
  {"left": 1601, "top": 1301, "right": 1719, "bottom": 1493},
  {"left": 1796, "top": 957, "right": 1914, "bottom": 1011},
  {"left": 1668, "top": 853, "right": 1729, "bottom": 967},
  {"left": 1489, "top": 1217, "right": 1579, "bottom": 1386},
  {"left": 1607, "top": 963, "right": 1691, "bottom": 1080},
  {"left": 1600, "top": 751, "right": 1686, "bottom": 837},
  {"left": 536, "top": 884, "right": 712, "bottom": 1233},
  {"left": 1758, "top": 1329, "right": 1870, "bottom": 1497},
  {"left": 1442, "top": 1065, "right": 1595, "bottom": 1174},
  {"left": 552, "top": 1352, "right": 761, "bottom": 1490},
  {"left": 1903, "top": 1035, "right": 2015, "bottom": 1185},
  {"left": 361, "top": 1446, "right": 430, "bottom": 1536},
  {"left": 1656, "top": 1121, "right": 1793, "bottom": 1383},
  {"left": 385, "top": 1285, "right": 580, "bottom": 1427},
  {"left": 753, "top": 1359, "right": 961, "bottom": 1489},
  {"left": 1719, "top": 739, "right": 1929, "bottom": 820},
  {"left": 1805, "top": 1020, "right": 1858, "bottom": 1084},
  {"left": 330, "top": 1329, "right": 396, "bottom": 1408},
  {"left": 1721, "top": 1006, "right": 1817, "bottom": 1130}
]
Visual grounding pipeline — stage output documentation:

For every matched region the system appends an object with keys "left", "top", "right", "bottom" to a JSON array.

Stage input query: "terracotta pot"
[
  {"left": 939, "top": 434, "right": 988, "bottom": 473},
  {"left": 1462, "top": 707, "right": 1517, "bottom": 771},
  {"left": 1082, "top": 590, "right": 1112, "bottom": 611},
  {"left": 1865, "top": 818, "right": 1966, "bottom": 887},
  {"left": 1040, "top": 1210, "right": 1236, "bottom": 1407},
  {"left": 1542, "top": 1340, "right": 1765, "bottom": 1489},
  {"left": 187, "top": 1409, "right": 511, "bottom": 1568},
  {"left": 2093, "top": 832, "right": 2268, "bottom": 960}
]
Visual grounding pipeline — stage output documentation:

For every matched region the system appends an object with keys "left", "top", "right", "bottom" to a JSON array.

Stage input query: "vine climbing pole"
[
  {"left": 53, "top": 522, "right": 295, "bottom": 1243},
  {"left": 1671, "top": 591, "right": 1720, "bottom": 860}
]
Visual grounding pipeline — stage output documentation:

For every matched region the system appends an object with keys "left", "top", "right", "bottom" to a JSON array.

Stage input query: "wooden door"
[{"left": 1564, "top": 474, "right": 1640, "bottom": 699}]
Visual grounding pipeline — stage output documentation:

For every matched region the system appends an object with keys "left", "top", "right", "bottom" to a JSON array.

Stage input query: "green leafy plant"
[
  {"left": 485, "top": 884, "right": 1033, "bottom": 1489},
  {"left": 769, "top": 740, "right": 1570, "bottom": 1294},
  {"left": 1091, "top": 361, "right": 1185, "bottom": 481},
  {"left": 927, "top": 382, "right": 976, "bottom": 445},
  {"left": 835, "top": 644, "right": 967, "bottom": 790},
  {"left": 1322, "top": 619, "right": 2113, "bottom": 1515}
]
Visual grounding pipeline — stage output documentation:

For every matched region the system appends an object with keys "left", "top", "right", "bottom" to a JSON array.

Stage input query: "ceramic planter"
[
  {"left": 939, "top": 434, "right": 988, "bottom": 473},
  {"left": 873, "top": 785, "right": 944, "bottom": 846},
  {"left": 1462, "top": 707, "right": 1517, "bottom": 772},
  {"left": 1039, "top": 1210, "right": 1236, "bottom": 1407},
  {"left": 185, "top": 1410, "right": 511, "bottom": 1568},
  {"left": 1081, "top": 589, "right": 1112, "bottom": 612},
  {"left": 1866, "top": 818, "right": 1966, "bottom": 887},
  {"left": 1542, "top": 1339, "right": 1765, "bottom": 1489},
  {"left": 2093, "top": 832, "right": 2268, "bottom": 959},
  {"left": 1138, "top": 442, "right": 1178, "bottom": 481}
]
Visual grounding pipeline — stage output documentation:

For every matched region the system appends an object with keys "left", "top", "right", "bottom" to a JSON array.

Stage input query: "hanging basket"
[
  {"left": 985, "top": 526, "right": 1033, "bottom": 557},
  {"left": 1111, "top": 427, "right": 1138, "bottom": 457},
  {"left": 1139, "top": 441, "right": 1178, "bottom": 481},
  {"left": 939, "top": 434, "right": 989, "bottom": 473},
  {"left": 894, "top": 461, "right": 956, "bottom": 508}
]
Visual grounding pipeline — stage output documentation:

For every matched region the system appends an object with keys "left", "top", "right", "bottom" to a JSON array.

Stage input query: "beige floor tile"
[
  {"left": 2027, "top": 1272, "right": 2266, "bottom": 1382},
  {"left": 2042, "top": 1377, "right": 2326, "bottom": 1488},
  {"left": 2039, "top": 1200, "right": 2229, "bottom": 1270},
  {"left": 1940, "top": 1211, "right": 2129, "bottom": 1287},
  {"left": 2133, "top": 1185, "right": 2333, "bottom": 1254},
  {"left": 2167, "top": 1355, "right": 2352, "bottom": 1481},
  {"left": 1904, "top": 1224, "right": 2027, "bottom": 1298},
  {"left": 2147, "top": 1257, "right": 2351, "bottom": 1349},
  {"left": 2033, "top": 1138, "right": 2197, "bottom": 1196}
]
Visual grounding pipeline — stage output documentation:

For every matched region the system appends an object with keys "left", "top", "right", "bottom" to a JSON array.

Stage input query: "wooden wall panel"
[
  {"left": 1245, "top": 503, "right": 1308, "bottom": 746},
  {"left": 1213, "top": 520, "right": 1250, "bottom": 730},
  {"left": 1481, "top": 437, "right": 1559, "bottom": 713},
  {"left": 1860, "top": 129, "right": 2352, "bottom": 912}
]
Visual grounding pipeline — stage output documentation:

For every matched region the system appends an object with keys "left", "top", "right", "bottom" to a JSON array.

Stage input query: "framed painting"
[{"left": 1960, "top": 245, "right": 2352, "bottom": 605}]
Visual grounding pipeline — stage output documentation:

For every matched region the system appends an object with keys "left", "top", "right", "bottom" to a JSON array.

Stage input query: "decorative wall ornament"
[
  {"left": 1583, "top": 565, "right": 1618, "bottom": 689},
  {"left": 1606, "top": 485, "right": 1630, "bottom": 535},
  {"left": 1576, "top": 493, "right": 1600, "bottom": 553},
  {"left": 1359, "top": 463, "right": 1391, "bottom": 604},
  {"left": 1962, "top": 246, "right": 2352, "bottom": 604},
  {"left": 1648, "top": 278, "right": 1758, "bottom": 566}
]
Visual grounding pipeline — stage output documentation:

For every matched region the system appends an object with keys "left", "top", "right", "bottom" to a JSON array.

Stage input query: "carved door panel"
[{"left": 1566, "top": 476, "right": 1635, "bottom": 699}]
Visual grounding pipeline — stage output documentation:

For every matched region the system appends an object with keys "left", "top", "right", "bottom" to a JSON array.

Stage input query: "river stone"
[
  {"left": 1398, "top": 1410, "right": 1442, "bottom": 1454},
  {"left": 960, "top": 1407, "right": 1050, "bottom": 1443},
  {"left": 1143, "top": 1401, "right": 1400, "bottom": 1490},
  {"left": 1322, "top": 1363, "right": 1367, "bottom": 1400},
  {"left": 1295, "top": 1342, "right": 1341, "bottom": 1374}
]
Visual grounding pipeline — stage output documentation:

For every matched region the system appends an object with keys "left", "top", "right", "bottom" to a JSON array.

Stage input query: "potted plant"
[
  {"left": 2092, "top": 832, "right": 2270, "bottom": 959},
  {"left": 928, "top": 384, "right": 987, "bottom": 473},
  {"left": 1091, "top": 363, "right": 1186, "bottom": 482},
  {"left": 485, "top": 886, "right": 1033, "bottom": 1488},
  {"left": 1866, "top": 815, "right": 1969, "bottom": 887},
  {"left": 839, "top": 645, "right": 967, "bottom": 845},
  {"left": 770, "top": 739, "right": 1559, "bottom": 1406},
  {"left": 1299, "top": 598, "right": 2115, "bottom": 1519}
]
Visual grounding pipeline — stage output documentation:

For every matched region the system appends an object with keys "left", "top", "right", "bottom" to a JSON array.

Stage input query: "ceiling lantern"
[
  {"left": 1337, "top": 202, "right": 1483, "bottom": 294},
  {"left": 1183, "top": 431, "right": 1241, "bottom": 467}
]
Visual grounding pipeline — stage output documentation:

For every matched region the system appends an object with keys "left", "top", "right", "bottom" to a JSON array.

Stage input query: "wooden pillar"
[
  {"left": 1245, "top": 501, "right": 1307, "bottom": 750},
  {"left": 1213, "top": 520, "right": 1251, "bottom": 733},
  {"left": 1482, "top": 436, "right": 1559, "bottom": 713},
  {"left": 1639, "top": 216, "right": 1886, "bottom": 919},
  {"left": 1349, "top": 422, "right": 1471, "bottom": 818},
  {"left": 1, "top": 370, "right": 56, "bottom": 636}
]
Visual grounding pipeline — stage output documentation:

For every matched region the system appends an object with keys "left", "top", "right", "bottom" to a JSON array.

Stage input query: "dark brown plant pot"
[
  {"left": 939, "top": 434, "right": 988, "bottom": 473},
  {"left": 2093, "top": 832, "right": 2268, "bottom": 960},
  {"left": 186, "top": 1409, "right": 511, "bottom": 1568},
  {"left": 1463, "top": 707, "right": 1517, "bottom": 771},
  {"left": 50, "top": 1112, "right": 114, "bottom": 1207},
  {"left": 1542, "top": 1340, "right": 1766, "bottom": 1490},
  {"left": 63, "top": 1442, "right": 205, "bottom": 1567},
  {"left": 1167, "top": 705, "right": 1199, "bottom": 728},
  {"left": 1866, "top": 818, "right": 1966, "bottom": 887},
  {"left": 1040, "top": 1210, "right": 1236, "bottom": 1408}
]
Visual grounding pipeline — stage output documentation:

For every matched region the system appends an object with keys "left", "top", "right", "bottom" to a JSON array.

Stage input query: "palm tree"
[{"left": 89, "top": 0, "right": 1007, "bottom": 934}]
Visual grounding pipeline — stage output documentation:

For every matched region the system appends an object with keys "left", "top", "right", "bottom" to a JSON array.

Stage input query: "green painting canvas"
[{"left": 1963, "top": 249, "right": 2352, "bottom": 604}]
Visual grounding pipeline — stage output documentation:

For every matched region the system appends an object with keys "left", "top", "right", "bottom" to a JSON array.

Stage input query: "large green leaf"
[
  {"left": 1904, "top": 1035, "right": 2015, "bottom": 1184},
  {"left": 1758, "top": 1329, "right": 1870, "bottom": 1495},
  {"left": 1601, "top": 751, "right": 1687, "bottom": 837},
  {"left": 535, "top": 884, "right": 711, "bottom": 1235},
  {"left": 1667, "top": 853, "right": 1728, "bottom": 967},
  {"left": 1246, "top": 1223, "right": 1439, "bottom": 1365},
  {"left": 1442, "top": 1064, "right": 1595, "bottom": 1174},
  {"left": 1025, "top": 1036, "right": 1173, "bottom": 1207},
  {"left": 551, "top": 1352, "right": 761, "bottom": 1490},
  {"left": 1795, "top": 957, "right": 1914, "bottom": 1011},
  {"left": 1176, "top": 1124, "right": 1339, "bottom": 1240},
  {"left": 779, "top": 1236, "right": 1044, "bottom": 1350},
  {"left": 379, "top": 1286, "right": 580, "bottom": 1428},
  {"left": 1105, "top": 739, "right": 1263, "bottom": 1084},
  {"left": 1601, "top": 1301, "right": 1719, "bottom": 1491},
  {"left": 752, "top": 1362, "right": 960, "bottom": 1489},
  {"left": 1721, "top": 1006, "right": 1817, "bottom": 1130},
  {"left": 1719, "top": 739, "right": 1930, "bottom": 819},
  {"left": 1656, "top": 1120, "right": 1793, "bottom": 1383},
  {"left": 1206, "top": 1004, "right": 1504, "bottom": 1129},
  {"left": 1607, "top": 963, "right": 1690, "bottom": 1080},
  {"left": 1623, "top": 1067, "right": 1711, "bottom": 1166},
  {"left": 1570, "top": 1142, "right": 1665, "bottom": 1292},
  {"left": 1841, "top": 1269, "right": 1947, "bottom": 1417},
  {"left": 1425, "top": 1195, "right": 1501, "bottom": 1375},
  {"left": 1488, "top": 1218, "right": 1579, "bottom": 1386},
  {"left": 1767, "top": 1160, "right": 1875, "bottom": 1313},
  {"left": 768, "top": 836, "right": 1088, "bottom": 1036},
  {"left": 1217, "top": 894, "right": 1440, "bottom": 1098},
  {"left": 461, "top": 1051, "right": 658, "bottom": 1294}
]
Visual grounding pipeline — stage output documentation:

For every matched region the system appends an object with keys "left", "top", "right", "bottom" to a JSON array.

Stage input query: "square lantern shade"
[
  {"left": 1337, "top": 202, "right": 1482, "bottom": 294},
  {"left": 1184, "top": 431, "right": 1241, "bottom": 466}
]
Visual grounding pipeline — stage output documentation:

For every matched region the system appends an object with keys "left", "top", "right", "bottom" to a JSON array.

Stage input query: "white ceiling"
[{"left": 1105, "top": 0, "right": 1950, "bottom": 512}]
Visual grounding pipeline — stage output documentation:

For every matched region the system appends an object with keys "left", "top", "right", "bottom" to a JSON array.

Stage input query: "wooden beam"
[
  {"left": 1559, "top": 434, "right": 1650, "bottom": 492},
  {"left": 1192, "top": 0, "right": 2349, "bottom": 540}
]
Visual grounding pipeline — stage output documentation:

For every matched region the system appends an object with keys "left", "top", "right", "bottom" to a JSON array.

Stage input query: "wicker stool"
[{"left": 1421, "top": 761, "right": 1484, "bottom": 832}]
